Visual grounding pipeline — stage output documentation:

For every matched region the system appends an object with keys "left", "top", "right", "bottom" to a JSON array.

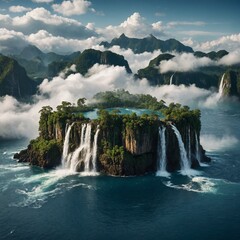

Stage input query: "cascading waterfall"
[
  {"left": 218, "top": 73, "right": 225, "bottom": 97},
  {"left": 170, "top": 124, "right": 191, "bottom": 173},
  {"left": 92, "top": 127, "right": 100, "bottom": 173},
  {"left": 169, "top": 73, "right": 174, "bottom": 85},
  {"left": 83, "top": 124, "right": 92, "bottom": 173},
  {"left": 156, "top": 126, "right": 169, "bottom": 177},
  {"left": 194, "top": 132, "right": 208, "bottom": 167},
  {"left": 188, "top": 127, "right": 191, "bottom": 161},
  {"left": 61, "top": 123, "right": 74, "bottom": 167},
  {"left": 69, "top": 124, "right": 87, "bottom": 171},
  {"left": 65, "top": 123, "right": 100, "bottom": 174},
  {"left": 195, "top": 132, "right": 201, "bottom": 165}
]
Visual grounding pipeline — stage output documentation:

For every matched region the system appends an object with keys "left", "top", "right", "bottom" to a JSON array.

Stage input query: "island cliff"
[{"left": 14, "top": 92, "right": 210, "bottom": 176}]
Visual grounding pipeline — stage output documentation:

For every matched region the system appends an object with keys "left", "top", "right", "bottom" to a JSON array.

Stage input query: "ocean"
[{"left": 0, "top": 102, "right": 240, "bottom": 240}]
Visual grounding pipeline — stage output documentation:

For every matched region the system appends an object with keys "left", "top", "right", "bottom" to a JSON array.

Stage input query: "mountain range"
[{"left": 0, "top": 34, "right": 239, "bottom": 100}]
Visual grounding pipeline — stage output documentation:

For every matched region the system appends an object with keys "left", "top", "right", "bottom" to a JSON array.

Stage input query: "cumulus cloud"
[
  {"left": 0, "top": 8, "right": 97, "bottom": 39},
  {"left": 196, "top": 33, "right": 240, "bottom": 52},
  {"left": 52, "top": 0, "right": 92, "bottom": 16},
  {"left": 97, "top": 12, "right": 166, "bottom": 40},
  {"left": 159, "top": 53, "right": 215, "bottom": 73},
  {"left": 9, "top": 6, "right": 32, "bottom": 13},
  {"left": 0, "top": 28, "right": 28, "bottom": 54},
  {"left": 27, "top": 30, "right": 101, "bottom": 53}
]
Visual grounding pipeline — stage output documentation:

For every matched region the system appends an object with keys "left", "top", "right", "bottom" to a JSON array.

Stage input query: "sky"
[{"left": 0, "top": 0, "right": 239, "bottom": 54}]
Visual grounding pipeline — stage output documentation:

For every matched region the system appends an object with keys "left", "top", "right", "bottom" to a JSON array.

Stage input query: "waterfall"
[
  {"left": 188, "top": 127, "right": 191, "bottom": 161},
  {"left": 195, "top": 132, "right": 208, "bottom": 167},
  {"left": 92, "top": 127, "right": 100, "bottom": 173},
  {"left": 66, "top": 123, "right": 100, "bottom": 175},
  {"left": 195, "top": 132, "right": 201, "bottom": 165},
  {"left": 156, "top": 126, "right": 169, "bottom": 177},
  {"left": 169, "top": 73, "right": 174, "bottom": 85},
  {"left": 61, "top": 123, "right": 74, "bottom": 167},
  {"left": 170, "top": 124, "right": 191, "bottom": 173},
  {"left": 83, "top": 124, "right": 92, "bottom": 173},
  {"left": 69, "top": 124, "right": 86, "bottom": 171},
  {"left": 218, "top": 73, "right": 225, "bottom": 97}
]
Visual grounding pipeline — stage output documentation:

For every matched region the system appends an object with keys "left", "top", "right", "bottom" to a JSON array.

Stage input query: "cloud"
[
  {"left": 32, "top": 0, "right": 54, "bottom": 3},
  {"left": 196, "top": 33, "right": 240, "bottom": 52},
  {"left": 97, "top": 12, "right": 166, "bottom": 40},
  {"left": 167, "top": 21, "right": 206, "bottom": 27},
  {"left": 27, "top": 30, "right": 101, "bottom": 53},
  {"left": 101, "top": 45, "right": 162, "bottom": 73},
  {"left": 52, "top": 0, "right": 92, "bottom": 16},
  {"left": 159, "top": 53, "right": 215, "bottom": 73},
  {"left": 219, "top": 49, "right": 240, "bottom": 66},
  {"left": 178, "top": 30, "right": 223, "bottom": 37},
  {"left": 0, "top": 28, "right": 28, "bottom": 54},
  {"left": 9, "top": 6, "right": 32, "bottom": 13},
  {"left": 201, "top": 134, "right": 239, "bottom": 151},
  {"left": 0, "top": 8, "right": 97, "bottom": 39}
]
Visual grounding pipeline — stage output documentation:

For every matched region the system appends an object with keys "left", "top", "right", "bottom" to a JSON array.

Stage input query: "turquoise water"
[
  {"left": 0, "top": 104, "right": 240, "bottom": 240},
  {"left": 83, "top": 107, "right": 163, "bottom": 119}
]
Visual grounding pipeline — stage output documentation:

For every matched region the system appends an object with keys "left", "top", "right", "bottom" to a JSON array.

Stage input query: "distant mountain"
[
  {"left": 0, "top": 55, "right": 36, "bottom": 99},
  {"left": 194, "top": 50, "right": 229, "bottom": 60},
  {"left": 100, "top": 34, "right": 194, "bottom": 54},
  {"left": 73, "top": 49, "right": 132, "bottom": 75},
  {"left": 13, "top": 45, "right": 80, "bottom": 79}
]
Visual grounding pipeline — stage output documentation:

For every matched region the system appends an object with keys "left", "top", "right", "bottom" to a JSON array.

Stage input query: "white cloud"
[
  {"left": 159, "top": 53, "right": 215, "bottom": 73},
  {"left": 97, "top": 12, "right": 166, "bottom": 40},
  {"left": 32, "top": 0, "right": 54, "bottom": 3},
  {"left": 9, "top": 6, "right": 32, "bottom": 13},
  {"left": 167, "top": 21, "right": 206, "bottom": 27},
  {"left": 0, "top": 28, "right": 28, "bottom": 54},
  {"left": 52, "top": 0, "right": 92, "bottom": 16},
  {"left": 27, "top": 30, "right": 101, "bottom": 53},
  {"left": 100, "top": 45, "right": 162, "bottom": 73},
  {"left": 0, "top": 8, "right": 97, "bottom": 39},
  {"left": 219, "top": 49, "right": 240, "bottom": 66},
  {"left": 196, "top": 33, "right": 240, "bottom": 52}
]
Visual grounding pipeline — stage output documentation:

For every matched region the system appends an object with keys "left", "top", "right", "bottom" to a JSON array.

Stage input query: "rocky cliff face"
[
  {"left": 219, "top": 71, "right": 240, "bottom": 98},
  {"left": 0, "top": 55, "right": 36, "bottom": 99},
  {"left": 14, "top": 113, "right": 210, "bottom": 176}
]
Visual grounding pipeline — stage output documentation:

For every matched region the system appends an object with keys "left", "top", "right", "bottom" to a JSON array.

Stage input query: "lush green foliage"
[{"left": 92, "top": 89, "right": 167, "bottom": 110}]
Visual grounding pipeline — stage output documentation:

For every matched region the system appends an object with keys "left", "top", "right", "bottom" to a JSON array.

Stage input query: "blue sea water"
[{"left": 0, "top": 103, "right": 240, "bottom": 240}]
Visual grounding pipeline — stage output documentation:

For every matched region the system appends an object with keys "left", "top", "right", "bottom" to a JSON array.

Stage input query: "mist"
[{"left": 201, "top": 134, "right": 239, "bottom": 151}]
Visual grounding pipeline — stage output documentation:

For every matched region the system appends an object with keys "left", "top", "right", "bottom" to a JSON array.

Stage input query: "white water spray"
[
  {"left": 156, "top": 126, "right": 169, "bottom": 177},
  {"left": 61, "top": 123, "right": 74, "bottom": 167},
  {"left": 171, "top": 124, "right": 191, "bottom": 173}
]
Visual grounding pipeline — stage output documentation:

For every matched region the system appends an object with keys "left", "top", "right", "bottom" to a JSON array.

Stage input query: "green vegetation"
[{"left": 92, "top": 89, "right": 166, "bottom": 110}]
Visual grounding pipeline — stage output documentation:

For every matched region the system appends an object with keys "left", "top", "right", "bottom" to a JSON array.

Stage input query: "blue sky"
[{"left": 0, "top": 0, "right": 239, "bottom": 53}]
